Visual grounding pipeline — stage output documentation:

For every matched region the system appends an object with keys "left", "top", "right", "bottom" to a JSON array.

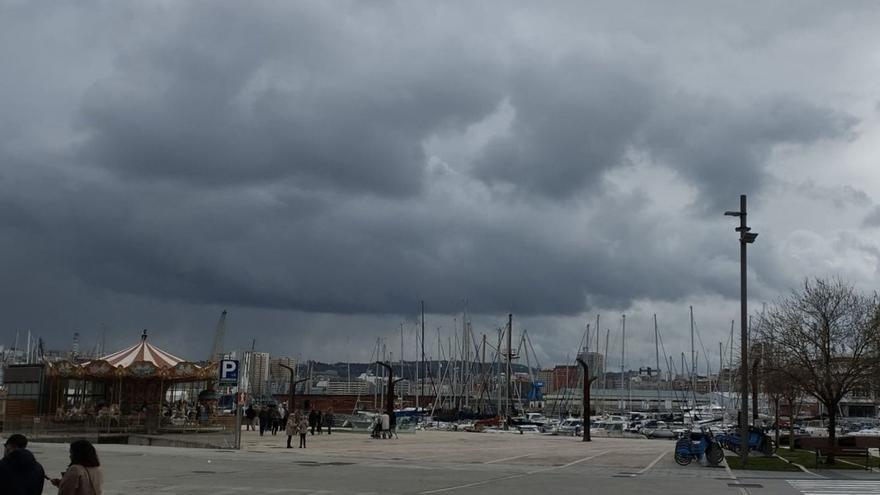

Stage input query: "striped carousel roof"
[{"left": 99, "top": 331, "right": 185, "bottom": 368}]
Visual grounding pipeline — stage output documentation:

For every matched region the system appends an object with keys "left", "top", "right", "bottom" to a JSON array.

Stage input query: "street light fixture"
[
  {"left": 576, "top": 357, "right": 599, "bottom": 442},
  {"left": 725, "top": 194, "right": 757, "bottom": 466},
  {"left": 279, "top": 363, "right": 309, "bottom": 413},
  {"left": 376, "top": 361, "right": 404, "bottom": 433}
]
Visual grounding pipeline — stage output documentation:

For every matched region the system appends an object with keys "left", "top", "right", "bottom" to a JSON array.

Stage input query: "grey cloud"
[
  {"left": 862, "top": 206, "right": 880, "bottom": 228},
  {"left": 639, "top": 94, "right": 856, "bottom": 212},
  {"left": 472, "top": 55, "right": 654, "bottom": 196},
  {"left": 790, "top": 181, "right": 871, "bottom": 209},
  {"left": 75, "top": 3, "right": 503, "bottom": 197},
  {"left": 0, "top": 1, "right": 875, "bottom": 366}
]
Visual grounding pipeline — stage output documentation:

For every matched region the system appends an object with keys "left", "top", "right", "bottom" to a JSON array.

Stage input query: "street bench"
[
  {"left": 814, "top": 446, "right": 870, "bottom": 469},
  {"left": 798, "top": 437, "right": 875, "bottom": 470}
]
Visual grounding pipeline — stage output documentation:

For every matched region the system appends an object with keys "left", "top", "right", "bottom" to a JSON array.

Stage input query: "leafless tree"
[
  {"left": 755, "top": 278, "right": 880, "bottom": 463},
  {"left": 782, "top": 381, "right": 806, "bottom": 450},
  {"left": 761, "top": 362, "right": 786, "bottom": 448}
]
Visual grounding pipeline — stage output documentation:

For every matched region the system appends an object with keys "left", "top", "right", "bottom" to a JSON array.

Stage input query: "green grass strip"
[{"left": 776, "top": 448, "right": 880, "bottom": 470}]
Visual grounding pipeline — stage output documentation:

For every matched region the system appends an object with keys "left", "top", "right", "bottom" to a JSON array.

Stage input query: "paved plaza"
[{"left": 26, "top": 430, "right": 880, "bottom": 494}]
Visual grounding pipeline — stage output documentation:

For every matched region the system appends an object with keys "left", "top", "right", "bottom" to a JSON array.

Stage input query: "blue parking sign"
[{"left": 219, "top": 359, "right": 239, "bottom": 385}]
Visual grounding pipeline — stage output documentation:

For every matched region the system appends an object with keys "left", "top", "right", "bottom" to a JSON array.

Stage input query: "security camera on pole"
[{"left": 724, "top": 194, "right": 758, "bottom": 465}]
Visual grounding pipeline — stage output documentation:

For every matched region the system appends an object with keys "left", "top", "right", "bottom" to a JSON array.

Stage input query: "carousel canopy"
[
  {"left": 99, "top": 332, "right": 185, "bottom": 368},
  {"left": 49, "top": 331, "right": 215, "bottom": 381}
]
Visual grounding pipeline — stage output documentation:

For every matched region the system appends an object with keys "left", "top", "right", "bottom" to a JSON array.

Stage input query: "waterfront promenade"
[{"left": 28, "top": 430, "right": 880, "bottom": 494}]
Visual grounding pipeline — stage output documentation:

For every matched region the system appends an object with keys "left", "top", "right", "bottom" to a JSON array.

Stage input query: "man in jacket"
[
  {"left": 3, "top": 434, "right": 45, "bottom": 495},
  {"left": 245, "top": 405, "right": 256, "bottom": 431}
]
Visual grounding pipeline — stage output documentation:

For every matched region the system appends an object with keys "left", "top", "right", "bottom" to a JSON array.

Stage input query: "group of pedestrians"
[
  {"left": 0, "top": 434, "right": 103, "bottom": 495},
  {"left": 307, "top": 409, "right": 333, "bottom": 435},
  {"left": 370, "top": 412, "right": 397, "bottom": 439},
  {"left": 243, "top": 404, "right": 335, "bottom": 449},
  {"left": 244, "top": 403, "right": 289, "bottom": 437}
]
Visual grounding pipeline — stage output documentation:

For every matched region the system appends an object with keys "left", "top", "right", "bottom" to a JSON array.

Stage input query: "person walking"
[
  {"left": 3, "top": 434, "right": 45, "bottom": 495},
  {"left": 308, "top": 409, "right": 317, "bottom": 435},
  {"left": 285, "top": 411, "right": 299, "bottom": 448},
  {"left": 325, "top": 409, "right": 333, "bottom": 435},
  {"left": 270, "top": 406, "right": 281, "bottom": 435},
  {"left": 298, "top": 414, "right": 309, "bottom": 448},
  {"left": 381, "top": 412, "right": 391, "bottom": 440},
  {"left": 258, "top": 406, "right": 270, "bottom": 437},
  {"left": 245, "top": 405, "right": 256, "bottom": 431},
  {"left": 316, "top": 410, "right": 323, "bottom": 435},
  {"left": 50, "top": 439, "right": 102, "bottom": 495}
]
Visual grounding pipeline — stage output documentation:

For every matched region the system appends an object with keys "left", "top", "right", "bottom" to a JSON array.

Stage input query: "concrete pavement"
[{"left": 24, "top": 429, "right": 878, "bottom": 494}]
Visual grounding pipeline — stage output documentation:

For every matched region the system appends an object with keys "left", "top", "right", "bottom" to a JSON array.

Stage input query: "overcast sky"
[{"left": 2, "top": 1, "right": 880, "bottom": 373}]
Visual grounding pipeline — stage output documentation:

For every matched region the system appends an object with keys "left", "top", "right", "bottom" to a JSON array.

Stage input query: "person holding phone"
[{"left": 50, "top": 440, "right": 102, "bottom": 495}]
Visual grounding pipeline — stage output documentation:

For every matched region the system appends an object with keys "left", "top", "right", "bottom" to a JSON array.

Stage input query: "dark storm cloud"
[
  {"left": 639, "top": 94, "right": 856, "bottom": 211},
  {"left": 472, "top": 55, "right": 654, "bottom": 196},
  {"left": 76, "top": 2, "right": 503, "bottom": 197},
  {"left": 0, "top": 1, "right": 874, "bottom": 362}
]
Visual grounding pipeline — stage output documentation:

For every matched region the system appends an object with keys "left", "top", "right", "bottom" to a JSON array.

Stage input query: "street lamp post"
[
  {"left": 725, "top": 194, "right": 758, "bottom": 465},
  {"left": 376, "top": 361, "right": 404, "bottom": 433},
  {"left": 576, "top": 357, "right": 599, "bottom": 442},
  {"left": 279, "top": 363, "right": 309, "bottom": 413}
]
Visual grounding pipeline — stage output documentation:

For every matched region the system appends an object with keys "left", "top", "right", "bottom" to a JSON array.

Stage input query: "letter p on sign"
[{"left": 219, "top": 359, "right": 239, "bottom": 385}]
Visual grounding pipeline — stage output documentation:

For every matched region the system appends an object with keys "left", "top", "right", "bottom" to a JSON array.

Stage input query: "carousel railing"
[{"left": 3, "top": 413, "right": 149, "bottom": 436}]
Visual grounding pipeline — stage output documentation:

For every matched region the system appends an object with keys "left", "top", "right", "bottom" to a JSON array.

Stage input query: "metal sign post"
[{"left": 219, "top": 360, "right": 241, "bottom": 449}]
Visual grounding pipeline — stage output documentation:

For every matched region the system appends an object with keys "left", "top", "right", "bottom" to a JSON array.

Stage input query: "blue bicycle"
[{"left": 674, "top": 426, "right": 724, "bottom": 466}]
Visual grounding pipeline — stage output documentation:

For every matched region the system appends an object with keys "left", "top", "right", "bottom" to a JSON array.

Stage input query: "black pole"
[
  {"left": 279, "top": 363, "right": 308, "bottom": 412},
  {"left": 726, "top": 194, "right": 757, "bottom": 465},
  {"left": 739, "top": 195, "right": 750, "bottom": 465},
  {"left": 376, "top": 361, "right": 402, "bottom": 429},
  {"left": 576, "top": 357, "right": 594, "bottom": 442}
]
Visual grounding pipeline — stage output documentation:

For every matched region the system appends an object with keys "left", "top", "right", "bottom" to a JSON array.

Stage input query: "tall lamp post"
[
  {"left": 576, "top": 357, "right": 599, "bottom": 442},
  {"left": 279, "top": 363, "right": 309, "bottom": 413},
  {"left": 725, "top": 194, "right": 758, "bottom": 465},
  {"left": 376, "top": 361, "right": 404, "bottom": 431}
]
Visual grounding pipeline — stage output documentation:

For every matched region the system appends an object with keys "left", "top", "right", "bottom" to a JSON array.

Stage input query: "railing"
[{"left": 2, "top": 413, "right": 241, "bottom": 440}]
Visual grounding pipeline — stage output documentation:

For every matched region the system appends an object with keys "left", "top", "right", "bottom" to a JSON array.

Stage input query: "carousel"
[{"left": 45, "top": 331, "right": 219, "bottom": 431}]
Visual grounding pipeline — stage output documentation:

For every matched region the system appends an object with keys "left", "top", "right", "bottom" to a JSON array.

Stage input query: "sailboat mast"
[
  {"left": 690, "top": 306, "right": 696, "bottom": 395},
  {"left": 603, "top": 328, "right": 610, "bottom": 391},
  {"left": 620, "top": 314, "right": 625, "bottom": 411},
  {"left": 506, "top": 313, "right": 513, "bottom": 419},
  {"left": 424, "top": 301, "right": 428, "bottom": 408},
  {"left": 728, "top": 319, "right": 734, "bottom": 413},
  {"left": 655, "top": 314, "right": 660, "bottom": 404},
  {"left": 719, "top": 341, "right": 724, "bottom": 409}
]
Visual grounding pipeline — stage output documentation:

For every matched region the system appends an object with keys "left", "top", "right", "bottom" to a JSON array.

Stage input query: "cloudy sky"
[{"left": 2, "top": 1, "right": 880, "bottom": 373}]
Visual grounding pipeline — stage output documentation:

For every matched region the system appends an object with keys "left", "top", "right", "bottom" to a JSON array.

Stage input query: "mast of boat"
[
  {"left": 449, "top": 331, "right": 455, "bottom": 410},
  {"left": 400, "top": 323, "right": 404, "bottom": 408},
  {"left": 595, "top": 314, "right": 600, "bottom": 358},
  {"left": 463, "top": 301, "right": 470, "bottom": 409},
  {"left": 496, "top": 327, "right": 503, "bottom": 417},
  {"left": 603, "top": 328, "right": 610, "bottom": 391},
  {"left": 690, "top": 306, "right": 696, "bottom": 397},
  {"left": 382, "top": 339, "right": 387, "bottom": 410},
  {"left": 506, "top": 314, "right": 513, "bottom": 424},
  {"left": 655, "top": 314, "right": 661, "bottom": 405},
  {"left": 419, "top": 301, "right": 423, "bottom": 410},
  {"left": 480, "top": 334, "right": 486, "bottom": 414},
  {"left": 620, "top": 314, "right": 625, "bottom": 412},
  {"left": 729, "top": 319, "right": 735, "bottom": 413},
  {"left": 719, "top": 341, "right": 724, "bottom": 409}
]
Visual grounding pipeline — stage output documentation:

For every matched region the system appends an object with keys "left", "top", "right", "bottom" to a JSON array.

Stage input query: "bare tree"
[
  {"left": 756, "top": 278, "right": 880, "bottom": 463},
  {"left": 782, "top": 381, "right": 805, "bottom": 450},
  {"left": 761, "top": 363, "right": 786, "bottom": 448}
]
